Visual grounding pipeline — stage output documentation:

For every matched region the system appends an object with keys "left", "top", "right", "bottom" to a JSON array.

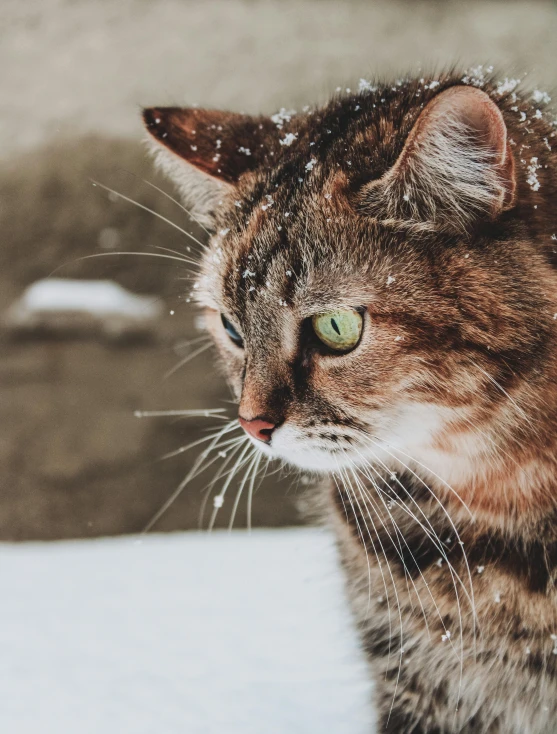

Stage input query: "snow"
[
  {"left": 0, "top": 529, "right": 374, "bottom": 734},
  {"left": 270, "top": 109, "right": 296, "bottom": 129},
  {"left": 279, "top": 133, "right": 297, "bottom": 147},
  {"left": 526, "top": 157, "right": 542, "bottom": 192},
  {"left": 461, "top": 64, "right": 490, "bottom": 87},
  {"left": 358, "top": 79, "right": 376, "bottom": 93},
  {"left": 7, "top": 279, "right": 162, "bottom": 320},
  {"left": 495, "top": 78, "right": 520, "bottom": 96},
  {"left": 532, "top": 89, "right": 552, "bottom": 105}
]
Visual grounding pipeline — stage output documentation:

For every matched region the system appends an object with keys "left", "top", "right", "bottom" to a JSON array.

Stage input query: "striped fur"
[{"left": 144, "top": 69, "right": 557, "bottom": 732}]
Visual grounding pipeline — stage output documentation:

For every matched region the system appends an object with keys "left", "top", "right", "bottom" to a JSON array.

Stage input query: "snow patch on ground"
[
  {"left": 0, "top": 529, "right": 374, "bottom": 734},
  {"left": 10, "top": 279, "right": 162, "bottom": 318},
  {"left": 3, "top": 279, "right": 162, "bottom": 338}
]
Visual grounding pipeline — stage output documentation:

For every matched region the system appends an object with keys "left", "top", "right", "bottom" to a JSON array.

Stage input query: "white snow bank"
[
  {"left": 0, "top": 528, "right": 374, "bottom": 734},
  {"left": 9, "top": 279, "right": 162, "bottom": 318},
  {"left": 3, "top": 279, "right": 162, "bottom": 337}
]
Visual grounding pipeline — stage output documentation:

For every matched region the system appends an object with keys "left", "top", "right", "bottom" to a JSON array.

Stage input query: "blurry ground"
[
  {"left": 0, "top": 137, "right": 304, "bottom": 539},
  {"left": 1, "top": 0, "right": 556, "bottom": 539}
]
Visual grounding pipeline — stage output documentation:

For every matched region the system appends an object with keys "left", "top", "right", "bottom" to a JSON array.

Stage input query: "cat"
[{"left": 143, "top": 68, "right": 557, "bottom": 733}]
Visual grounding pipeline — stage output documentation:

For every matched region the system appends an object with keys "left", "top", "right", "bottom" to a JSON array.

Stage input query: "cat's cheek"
[
  {"left": 217, "top": 351, "right": 245, "bottom": 400},
  {"left": 202, "top": 307, "right": 223, "bottom": 340},
  {"left": 201, "top": 309, "right": 245, "bottom": 397},
  {"left": 203, "top": 308, "right": 243, "bottom": 355}
]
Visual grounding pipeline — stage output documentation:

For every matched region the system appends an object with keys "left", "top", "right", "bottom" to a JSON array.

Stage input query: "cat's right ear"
[
  {"left": 361, "top": 86, "right": 517, "bottom": 233},
  {"left": 142, "top": 107, "right": 277, "bottom": 228}
]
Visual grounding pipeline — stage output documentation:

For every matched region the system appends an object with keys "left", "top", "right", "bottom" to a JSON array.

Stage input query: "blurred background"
[{"left": 1, "top": 0, "right": 557, "bottom": 541}]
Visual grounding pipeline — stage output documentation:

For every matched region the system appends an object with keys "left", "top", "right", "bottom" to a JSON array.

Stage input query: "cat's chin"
[
  {"left": 273, "top": 446, "right": 346, "bottom": 473},
  {"left": 246, "top": 429, "right": 363, "bottom": 473}
]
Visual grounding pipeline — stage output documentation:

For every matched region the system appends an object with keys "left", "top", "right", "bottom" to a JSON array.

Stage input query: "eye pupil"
[{"left": 330, "top": 318, "right": 341, "bottom": 335}]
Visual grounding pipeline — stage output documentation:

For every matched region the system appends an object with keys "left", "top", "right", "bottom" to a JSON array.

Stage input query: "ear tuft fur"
[
  {"left": 142, "top": 107, "right": 279, "bottom": 227},
  {"left": 144, "top": 133, "right": 228, "bottom": 230}
]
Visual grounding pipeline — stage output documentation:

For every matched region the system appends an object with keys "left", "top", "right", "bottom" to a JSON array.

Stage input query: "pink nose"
[{"left": 239, "top": 416, "right": 276, "bottom": 444}]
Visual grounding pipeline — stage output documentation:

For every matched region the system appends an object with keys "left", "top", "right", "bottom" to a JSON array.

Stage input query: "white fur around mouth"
[{"left": 245, "top": 425, "right": 353, "bottom": 473}]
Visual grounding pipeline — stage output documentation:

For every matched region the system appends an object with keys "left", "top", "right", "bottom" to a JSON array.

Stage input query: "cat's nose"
[{"left": 238, "top": 416, "right": 276, "bottom": 444}]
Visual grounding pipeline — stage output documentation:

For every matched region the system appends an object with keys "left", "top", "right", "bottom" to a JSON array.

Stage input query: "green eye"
[{"left": 311, "top": 309, "right": 363, "bottom": 352}]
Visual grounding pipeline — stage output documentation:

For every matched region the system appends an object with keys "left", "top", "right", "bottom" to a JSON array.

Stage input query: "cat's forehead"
[
  {"left": 197, "top": 74, "right": 509, "bottom": 315},
  {"left": 199, "top": 195, "right": 406, "bottom": 325},
  {"left": 204, "top": 217, "right": 316, "bottom": 317}
]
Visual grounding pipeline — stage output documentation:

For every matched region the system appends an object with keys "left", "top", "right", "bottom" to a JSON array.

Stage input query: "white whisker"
[
  {"left": 349, "top": 460, "right": 432, "bottom": 636},
  {"left": 367, "top": 433, "right": 474, "bottom": 519},
  {"left": 49, "top": 250, "right": 199, "bottom": 280},
  {"left": 228, "top": 451, "right": 261, "bottom": 531},
  {"left": 173, "top": 335, "right": 213, "bottom": 351},
  {"left": 208, "top": 442, "right": 255, "bottom": 531},
  {"left": 143, "top": 420, "right": 240, "bottom": 532},
  {"left": 356, "top": 434, "right": 476, "bottom": 703},
  {"left": 361, "top": 439, "right": 475, "bottom": 602},
  {"left": 160, "top": 424, "right": 241, "bottom": 461},
  {"left": 334, "top": 460, "right": 398, "bottom": 671},
  {"left": 164, "top": 341, "right": 214, "bottom": 379},
  {"left": 337, "top": 462, "right": 405, "bottom": 712},
  {"left": 90, "top": 179, "right": 207, "bottom": 250},
  {"left": 469, "top": 359, "right": 532, "bottom": 425},
  {"left": 198, "top": 439, "right": 249, "bottom": 528},
  {"left": 245, "top": 453, "right": 263, "bottom": 532},
  {"left": 134, "top": 408, "right": 226, "bottom": 418},
  {"left": 154, "top": 245, "right": 199, "bottom": 263},
  {"left": 353, "top": 452, "right": 465, "bottom": 662},
  {"left": 135, "top": 176, "right": 212, "bottom": 239}
]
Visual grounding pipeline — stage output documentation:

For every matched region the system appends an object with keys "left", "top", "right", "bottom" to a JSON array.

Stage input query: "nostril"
[{"left": 239, "top": 416, "right": 277, "bottom": 444}]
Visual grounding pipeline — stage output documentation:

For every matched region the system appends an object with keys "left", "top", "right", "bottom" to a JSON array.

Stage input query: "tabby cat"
[{"left": 143, "top": 69, "right": 557, "bottom": 733}]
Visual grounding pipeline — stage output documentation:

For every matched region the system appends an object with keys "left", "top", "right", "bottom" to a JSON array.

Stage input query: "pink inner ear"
[
  {"left": 431, "top": 87, "right": 506, "bottom": 148},
  {"left": 459, "top": 91, "right": 517, "bottom": 210}
]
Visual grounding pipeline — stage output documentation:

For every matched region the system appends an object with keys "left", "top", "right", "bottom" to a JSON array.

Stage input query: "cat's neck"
[
  {"left": 369, "top": 367, "right": 557, "bottom": 533},
  {"left": 334, "top": 463, "right": 557, "bottom": 580}
]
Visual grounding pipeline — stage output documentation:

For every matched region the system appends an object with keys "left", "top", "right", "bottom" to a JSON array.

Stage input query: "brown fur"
[{"left": 144, "top": 68, "right": 557, "bottom": 732}]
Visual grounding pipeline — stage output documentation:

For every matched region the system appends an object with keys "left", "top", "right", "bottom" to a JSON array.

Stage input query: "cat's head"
[{"left": 143, "top": 74, "right": 557, "bottom": 507}]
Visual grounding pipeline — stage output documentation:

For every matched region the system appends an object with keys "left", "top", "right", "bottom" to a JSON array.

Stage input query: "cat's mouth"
[
  {"left": 238, "top": 406, "right": 445, "bottom": 476},
  {"left": 240, "top": 422, "right": 362, "bottom": 473}
]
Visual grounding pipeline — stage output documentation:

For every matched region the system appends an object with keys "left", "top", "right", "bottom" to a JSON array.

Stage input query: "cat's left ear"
[
  {"left": 362, "top": 86, "right": 517, "bottom": 232},
  {"left": 142, "top": 107, "right": 277, "bottom": 227}
]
